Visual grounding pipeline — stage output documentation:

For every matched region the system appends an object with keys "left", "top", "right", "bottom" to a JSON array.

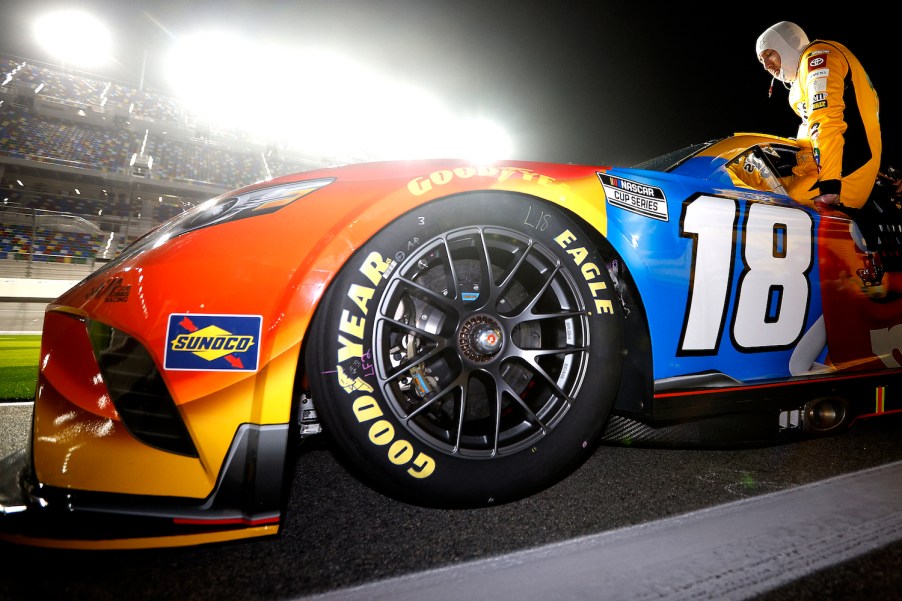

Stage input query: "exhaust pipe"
[{"left": 803, "top": 397, "right": 848, "bottom": 433}]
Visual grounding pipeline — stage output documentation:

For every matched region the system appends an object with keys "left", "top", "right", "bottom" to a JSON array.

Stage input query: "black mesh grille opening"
[{"left": 88, "top": 321, "right": 199, "bottom": 457}]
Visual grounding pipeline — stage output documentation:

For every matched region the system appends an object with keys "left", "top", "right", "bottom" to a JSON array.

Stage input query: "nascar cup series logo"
[
  {"left": 597, "top": 173, "right": 669, "bottom": 221},
  {"left": 164, "top": 313, "right": 262, "bottom": 371}
]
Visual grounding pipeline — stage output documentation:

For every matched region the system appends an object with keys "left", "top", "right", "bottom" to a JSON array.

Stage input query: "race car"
[{"left": 2, "top": 132, "right": 901, "bottom": 549}]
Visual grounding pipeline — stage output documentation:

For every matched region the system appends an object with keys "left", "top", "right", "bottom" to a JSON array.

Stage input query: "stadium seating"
[
  {"left": 1, "top": 52, "right": 328, "bottom": 264},
  {"left": 0, "top": 223, "right": 100, "bottom": 263}
]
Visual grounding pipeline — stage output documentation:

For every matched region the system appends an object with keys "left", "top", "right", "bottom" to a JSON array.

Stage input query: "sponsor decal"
[
  {"left": 105, "top": 284, "right": 131, "bottom": 302},
  {"left": 870, "top": 325, "right": 902, "bottom": 368},
  {"left": 164, "top": 313, "right": 262, "bottom": 371},
  {"left": 809, "top": 122, "right": 821, "bottom": 141},
  {"left": 597, "top": 173, "right": 669, "bottom": 221},
  {"left": 86, "top": 276, "right": 130, "bottom": 302},
  {"left": 876, "top": 386, "right": 886, "bottom": 414},
  {"left": 808, "top": 55, "right": 826, "bottom": 69}
]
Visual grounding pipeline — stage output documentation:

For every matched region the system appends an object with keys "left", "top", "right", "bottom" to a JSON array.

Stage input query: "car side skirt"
[{"left": 601, "top": 369, "right": 902, "bottom": 447}]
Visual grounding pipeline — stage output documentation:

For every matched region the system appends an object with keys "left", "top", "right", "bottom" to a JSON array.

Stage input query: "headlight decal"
[{"left": 111, "top": 177, "right": 335, "bottom": 265}]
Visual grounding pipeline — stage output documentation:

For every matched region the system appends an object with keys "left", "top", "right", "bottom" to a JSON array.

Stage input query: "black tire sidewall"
[{"left": 306, "top": 192, "right": 623, "bottom": 506}]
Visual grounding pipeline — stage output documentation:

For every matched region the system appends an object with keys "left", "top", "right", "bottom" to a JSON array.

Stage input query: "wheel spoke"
[
  {"left": 491, "top": 381, "right": 502, "bottom": 456},
  {"left": 527, "top": 309, "right": 589, "bottom": 321},
  {"left": 511, "top": 349, "right": 581, "bottom": 408},
  {"left": 497, "top": 374, "right": 549, "bottom": 432},
  {"left": 495, "top": 239, "right": 536, "bottom": 300},
  {"left": 395, "top": 273, "right": 461, "bottom": 311},
  {"left": 508, "top": 262, "right": 562, "bottom": 323},
  {"left": 404, "top": 378, "right": 462, "bottom": 421},
  {"left": 453, "top": 377, "right": 470, "bottom": 454},
  {"left": 379, "top": 313, "right": 442, "bottom": 341},
  {"left": 375, "top": 315, "right": 449, "bottom": 382},
  {"left": 441, "top": 235, "right": 468, "bottom": 302}
]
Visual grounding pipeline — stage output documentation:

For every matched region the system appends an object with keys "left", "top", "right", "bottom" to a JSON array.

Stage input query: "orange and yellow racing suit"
[{"left": 789, "top": 39, "right": 882, "bottom": 209}]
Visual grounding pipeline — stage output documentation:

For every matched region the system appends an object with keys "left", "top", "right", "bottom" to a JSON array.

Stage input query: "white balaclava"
[{"left": 755, "top": 21, "right": 810, "bottom": 83}]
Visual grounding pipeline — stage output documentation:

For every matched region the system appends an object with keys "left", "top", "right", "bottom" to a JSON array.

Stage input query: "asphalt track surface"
[{"left": 1, "top": 403, "right": 901, "bottom": 601}]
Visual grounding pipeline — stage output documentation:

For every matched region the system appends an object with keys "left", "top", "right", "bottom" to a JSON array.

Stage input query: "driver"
[
  {"left": 755, "top": 21, "right": 882, "bottom": 210},
  {"left": 726, "top": 141, "right": 819, "bottom": 205}
]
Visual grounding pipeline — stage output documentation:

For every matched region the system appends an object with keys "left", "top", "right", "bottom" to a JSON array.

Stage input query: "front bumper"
[{"left": 0, "top": 423, "right": 288, "bottom": 550}]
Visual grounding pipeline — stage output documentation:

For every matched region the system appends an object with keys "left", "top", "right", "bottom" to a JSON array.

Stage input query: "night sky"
[{"left": 0, "top": 0, "right": 897, "bottom": 168}]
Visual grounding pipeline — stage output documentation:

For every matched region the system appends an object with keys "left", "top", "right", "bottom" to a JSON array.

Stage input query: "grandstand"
[{"left": 1, "top": 51, "right": 347, "bottom": 270}]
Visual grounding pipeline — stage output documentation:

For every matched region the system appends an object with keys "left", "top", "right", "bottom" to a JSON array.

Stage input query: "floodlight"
[{"left": 34, "top": 10, "right": 112, "bottom": 68}]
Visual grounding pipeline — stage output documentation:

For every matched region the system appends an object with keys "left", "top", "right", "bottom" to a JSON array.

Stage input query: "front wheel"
[{"left": 306, "top": 192, "right": 624, "bottom": 506}]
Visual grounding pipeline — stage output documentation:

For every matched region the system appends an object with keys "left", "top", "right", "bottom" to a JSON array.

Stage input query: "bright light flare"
[
  {"left": 165, "top": 34, "right": 514, "bottom": 161},
  {"left": 167, "top": 32, "right": 262, "bottom": 116},
  {"left": 34, "top": 10, "right": 112, "bottom": 68},
  {"left": 447, "top": 118, "right": 514, "bottom": 163}
]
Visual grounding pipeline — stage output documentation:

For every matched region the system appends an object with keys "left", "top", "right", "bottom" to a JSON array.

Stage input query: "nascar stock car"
[{"left": 1, "top": 132, "right": 901, "bottom": 549}]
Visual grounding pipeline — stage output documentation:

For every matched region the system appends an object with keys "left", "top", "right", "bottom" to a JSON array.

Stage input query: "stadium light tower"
[{"left": 33, "top": 10, "right": 113, "bottom": 69}]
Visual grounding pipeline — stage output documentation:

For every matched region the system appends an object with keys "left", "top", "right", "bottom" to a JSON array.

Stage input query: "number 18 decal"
[{"left": 679, "top": 196, "right": 813, "bottom": 354}]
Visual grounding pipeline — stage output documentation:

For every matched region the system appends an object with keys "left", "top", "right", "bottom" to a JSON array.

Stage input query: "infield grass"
[{"left": 0, "top": 334, "right": 40, "bottom": 401}]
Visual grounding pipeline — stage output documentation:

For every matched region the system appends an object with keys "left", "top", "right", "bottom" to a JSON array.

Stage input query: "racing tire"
[{"left": 306, "top": 192, "right": 624, "bottom": 507}]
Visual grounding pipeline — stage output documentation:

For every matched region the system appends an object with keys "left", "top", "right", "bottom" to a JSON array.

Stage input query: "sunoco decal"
[
  {"left": 164, "top": 313, "right": 262, "bottom": 371},
  {"left": 597, "top": 173, "right": 669, "bottom": 221}
]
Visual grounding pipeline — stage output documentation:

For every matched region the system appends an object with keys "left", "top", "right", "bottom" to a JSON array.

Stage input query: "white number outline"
[{"left": 678, "top": 195, "right": 814, "bottom": 355}]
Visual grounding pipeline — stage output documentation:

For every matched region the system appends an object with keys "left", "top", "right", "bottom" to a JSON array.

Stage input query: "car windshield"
[{"left": 632, "top": 139, "right": 720, "bottom": 172}]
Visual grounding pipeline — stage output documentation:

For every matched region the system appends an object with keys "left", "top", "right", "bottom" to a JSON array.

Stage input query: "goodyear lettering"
[
  {"left": 339, "top": 310, "right": 366, "bottom": 339},
  {"left": 554, "top": 229, "right": 614, "bottom": 315},
  {"left": 369, "top": 420, "right": 395, "bottom": 445},
  {"left": 335, "top": 250, "right": 437, "bottom": 480},
  {"left": 347, "top": 283, "right": 375, "bottom": 314},
  {"left": 337, "top": 334, "right": 364, "bottom": 363},
  {"left": 360, "top": 251, "right": 395, "bottom": 285},
  {"left": 407, "top": 166, "right": 569, "bottom": 197},
  {"left": 389, "top": 440, "right": 415, "bottom": 465},
  {"left": 352, "top": 395, "right": 384, "bottom": 421}
]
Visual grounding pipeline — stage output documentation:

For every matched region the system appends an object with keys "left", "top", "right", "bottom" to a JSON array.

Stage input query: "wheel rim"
[{"left": 373, "top": 225, "right": 594, "bottom": 458}]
